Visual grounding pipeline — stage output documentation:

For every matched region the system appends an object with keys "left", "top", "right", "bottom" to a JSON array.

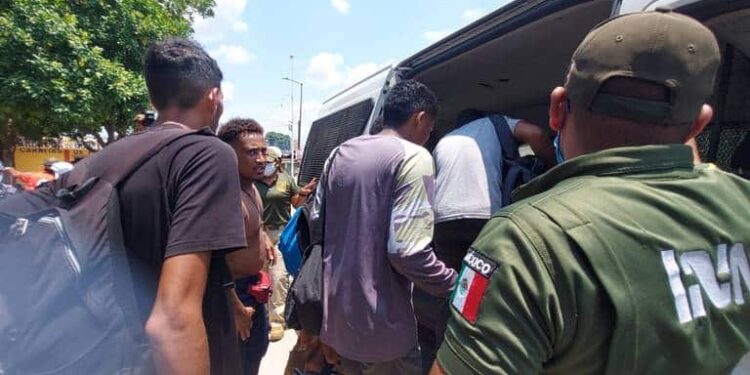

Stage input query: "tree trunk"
[{"left": 0, "top": 119, "right": 18, "bottom": 166}]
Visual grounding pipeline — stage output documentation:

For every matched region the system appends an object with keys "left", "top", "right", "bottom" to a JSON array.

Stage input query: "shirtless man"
[{"left": 219, "top": 118, "right": 275, "bottom": 375}]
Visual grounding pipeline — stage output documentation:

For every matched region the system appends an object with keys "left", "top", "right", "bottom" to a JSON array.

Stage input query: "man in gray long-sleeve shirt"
[{"left": 315, "top": 80, "right": 457, "bottom": 374}]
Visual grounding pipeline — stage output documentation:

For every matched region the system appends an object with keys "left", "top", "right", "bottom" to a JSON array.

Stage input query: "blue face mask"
[
  {"left": 553, "top": 133, "right": 565, "bottom": 164},
  {"left": 263, "top": 162, "right": 277, "bottom": 177},
  {"left": 553, "top": 100, "right": 571, "bottom": 164}
]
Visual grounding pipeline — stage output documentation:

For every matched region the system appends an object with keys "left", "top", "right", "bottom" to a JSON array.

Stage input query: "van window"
[
  {"left": 696, "top": 44, "right": 750, "bottom": 177},
  {"left": 299, "top": 99, "right": 374, "bottom": 184}
]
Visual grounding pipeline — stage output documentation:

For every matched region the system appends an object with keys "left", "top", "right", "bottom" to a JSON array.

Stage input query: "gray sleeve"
[{"left": 387, "top": 147, "right": 456, "bottom": 297}]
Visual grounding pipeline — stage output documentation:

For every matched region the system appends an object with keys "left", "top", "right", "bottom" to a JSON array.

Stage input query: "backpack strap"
[
  {"left": 489, "top": 114, "right": 521, "bottom": 206},
  {"left": 66, "top": 123, "right": 209, "bottom": 190},
  {"left": 103, "top": 124, "right": 210, "bottom": 185},
  {"left": 501, "top": 160, "right": 524, "bottom": 207},
  {"left": 488, "top": 114, "right": 520, "bottom": 159}
]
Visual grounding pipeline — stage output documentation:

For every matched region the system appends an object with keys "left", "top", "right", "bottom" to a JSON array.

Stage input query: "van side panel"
[{"left": 298, "top": 99, "right": 374, "bottom": 184}]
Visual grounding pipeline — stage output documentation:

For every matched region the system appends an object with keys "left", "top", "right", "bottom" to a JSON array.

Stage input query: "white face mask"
[{"left": 263, "top": 162, "right": 277, "bottom": 177}]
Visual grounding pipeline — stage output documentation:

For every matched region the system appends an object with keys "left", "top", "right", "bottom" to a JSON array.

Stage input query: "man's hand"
[
  {"left": 300, "top": 178, "right": 318, "bottom": 196},
  {"left": 235, "top": 305, "right": 255, "bottom": 341},
  {"left": 228, "top": 288, "right": 255, "bottom": 341},
  {"left": 292, "top": 178, "right": 318, "bottom": 207},
  {"left": 263, "top": 231, "right": 277, "bottom": 266},
  {"left": 145, "top": 252, "right": 211, "bottom": 375}
]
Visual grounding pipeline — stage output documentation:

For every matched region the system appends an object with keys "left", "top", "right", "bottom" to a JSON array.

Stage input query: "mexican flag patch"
[{"left": 452, "top": 249, "right": 498, "bottom": 324}]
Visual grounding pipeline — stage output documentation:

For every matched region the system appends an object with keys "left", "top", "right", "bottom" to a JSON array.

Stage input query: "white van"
[{"left": 298, "top": 0, "right": 750, "bottom": 184}]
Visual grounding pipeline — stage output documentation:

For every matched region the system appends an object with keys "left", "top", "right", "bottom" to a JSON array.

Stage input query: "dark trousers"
[
  {"left": 236, "top": 276, "right": 270, "bottom": 375},
  {"left": 414, "top": 219, "right": 487, "bottom": 374}
]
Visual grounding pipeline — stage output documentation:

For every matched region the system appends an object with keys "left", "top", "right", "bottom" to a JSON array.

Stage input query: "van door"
[
  {"left": 400, "top": 0, "right": 616, "bottom": 140},
  {"left": 298, "top": 66, "right": 396, "bottom": 184},
  {"left": 614, "top": 0, "right": 750, "bottom": 178}
]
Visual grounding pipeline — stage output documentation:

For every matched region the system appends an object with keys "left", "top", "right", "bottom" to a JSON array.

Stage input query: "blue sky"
[{"left": 193, "top": 0, "right": 512, "bottom": 148}]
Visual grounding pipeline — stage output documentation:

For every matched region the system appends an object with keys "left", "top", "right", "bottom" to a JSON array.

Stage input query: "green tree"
[
  {"left": 266, "top": 131, "right": 291, "bottom": 152},
  {"left": 0, "top": 0, "right": 215, "bottom": 164}
]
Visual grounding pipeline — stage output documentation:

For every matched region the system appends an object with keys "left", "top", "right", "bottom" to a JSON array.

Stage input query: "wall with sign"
[{"left": 13, "top": 147, "right": 89, "bottom": 171}]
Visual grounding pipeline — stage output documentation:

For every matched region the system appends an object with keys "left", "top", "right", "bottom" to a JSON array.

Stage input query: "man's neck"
[
  {"left": 156, "top": 109, "right": 206, "bottom": 130},
  {"left": 378, "top": 128, "right": 404, "bottom": 139},
  {"left": 261, "top": 173, "right": 277, "bottom": 185},
  {"left": 241, "top": 178, "right": 258, "bottom": 192}
]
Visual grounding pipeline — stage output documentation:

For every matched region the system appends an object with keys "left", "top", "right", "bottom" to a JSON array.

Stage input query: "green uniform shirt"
[
  {"left": 255, "top": 172, "right": 299, "bottom": 228},
  {"left": 438, "top": 145, "right": 750, "bottom": 374}
]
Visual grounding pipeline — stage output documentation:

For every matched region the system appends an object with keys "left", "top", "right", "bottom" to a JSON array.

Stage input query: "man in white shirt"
[{"left": 415, "top": 109, "right": 556, "bottom": 371}]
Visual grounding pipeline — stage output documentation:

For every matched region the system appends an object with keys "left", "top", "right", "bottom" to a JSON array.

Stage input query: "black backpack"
[
  {"left": 488, "top": 114, "right": 549, "bottom": 206},
  {"left": 0, "top": 125, "right": 206, "bottom": 374},
  {"left": 284, "top": 148, "right": 340, "bottom": 335}
]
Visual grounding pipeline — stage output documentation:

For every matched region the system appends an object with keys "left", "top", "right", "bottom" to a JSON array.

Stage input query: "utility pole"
[
  {"left": 288, "top": 55, "right": 295, "bottom": 176},
  {"left": 282, "top": 77, "right": 303, "bottom": 159},
  {"left": 297, "top": 81, "right": 303, "bottom": 154}
]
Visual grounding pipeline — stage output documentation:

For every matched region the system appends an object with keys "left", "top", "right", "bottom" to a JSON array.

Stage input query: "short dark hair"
[
  {"left": 218, "top": 118, "right": 264, "bottom": 143},
  {"left": 144, "top": 38, "right": 223, "bottom": 110},
  {"left": 383, "top": 80, "right": 439, "bottom": 128}
]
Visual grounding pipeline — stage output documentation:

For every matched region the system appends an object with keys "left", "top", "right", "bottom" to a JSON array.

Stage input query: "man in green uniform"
[
  {"left": 256, "top": 146, "right": 317, "bottom": 341},
  {"left": 432, "top": 9, "right": 750, "bottom": 374}
]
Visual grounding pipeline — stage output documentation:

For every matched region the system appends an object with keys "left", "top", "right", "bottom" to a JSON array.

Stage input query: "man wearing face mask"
[{"left": 255, "top": 146, "right": 317, "bottom": 341}]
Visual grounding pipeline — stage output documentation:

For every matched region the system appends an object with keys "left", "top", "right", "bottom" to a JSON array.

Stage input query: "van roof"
[{"left": 399, "top": 0, "right": 595, "bottom": 77}]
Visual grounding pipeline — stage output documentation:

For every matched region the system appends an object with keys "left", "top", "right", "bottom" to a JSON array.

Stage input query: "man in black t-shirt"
[{"left": 118, "top": 39, "right": 247, "bottom": 375}]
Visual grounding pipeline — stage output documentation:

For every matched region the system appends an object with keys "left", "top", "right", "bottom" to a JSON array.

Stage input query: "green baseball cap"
[{"left": 566, "top": 8, "right": 721, "bottom": 125}]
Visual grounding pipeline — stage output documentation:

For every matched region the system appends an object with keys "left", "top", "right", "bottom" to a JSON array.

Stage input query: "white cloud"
[
  {"left": 223, "top": 81, "right": 235, "bottom": 102},
  {"left": 193, "top": 0, "right": 248, "bottom": 43},
  {"left": 306, "top": 52, "right": 345, "bottom": 88},
  {"left": 462, "top": 8, "right": 485, "bottom": 22},
  {"left": 305, "top": 52, "right": 383, "bottom": 89},
  {"left": 344, "top": 62, "right": 380, "bottom": 87},
  {"left": 330, "top": 0, "right": 350, "bottom": 14},
  {"left": 423, "top": 30, "right": 451, "bottom": 43},
  {"left": 212, "top": 44, "right": 255, "bottom": 64},
  {"left": 232, "top": 21, "right": 248, "bottom": 32}
]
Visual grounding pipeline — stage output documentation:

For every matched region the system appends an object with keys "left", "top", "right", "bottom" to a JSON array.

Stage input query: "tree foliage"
[
  {"left": 0, "top": 0, "right": 215, "bottom": 160},
  {"left": 266, "top": 132, "right": 292, "bottom": 152}
]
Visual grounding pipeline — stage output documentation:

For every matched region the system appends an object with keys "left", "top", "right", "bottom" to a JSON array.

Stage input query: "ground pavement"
[{"left": 259, "top": 329, "right": 297, "bottom": 374}]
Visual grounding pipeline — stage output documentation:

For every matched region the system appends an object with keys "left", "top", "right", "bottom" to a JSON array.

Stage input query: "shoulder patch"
[
  {"left": 451, "top": 248, "right": 498, "bottom": 324},
  {"left": 464, "top": 248, "right": 498, "bottom": 277}
]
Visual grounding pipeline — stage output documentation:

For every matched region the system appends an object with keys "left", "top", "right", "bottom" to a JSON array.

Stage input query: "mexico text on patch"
[{"left": 452, "top": 248, "right": 498, "bottom": 324}]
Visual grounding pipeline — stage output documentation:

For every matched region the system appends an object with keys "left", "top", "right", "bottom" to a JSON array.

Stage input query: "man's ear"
[
  {"left": 686, "top": 104, "right": 713, "bottom": 141},
  {"left": 415, "top": 111, "right": 427, "bottom": 127},
  {"left": 207, "top": 87, "right": 221, "bottom": 106},
  {"left": 549, "top": 86, "right": 567, "bottom": 132}
]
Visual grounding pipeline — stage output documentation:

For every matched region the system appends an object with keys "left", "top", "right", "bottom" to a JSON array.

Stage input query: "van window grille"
[
  {"left": 699, "top": 45, "right": 750, "bottom": 179},
  {"left": 298, "top": 99, "right": 374, "bottom": 184}
]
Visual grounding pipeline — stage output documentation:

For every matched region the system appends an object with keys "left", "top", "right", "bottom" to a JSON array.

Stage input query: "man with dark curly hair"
[{"left": 218, "top": 118, "right": 275, "bottom": 375}]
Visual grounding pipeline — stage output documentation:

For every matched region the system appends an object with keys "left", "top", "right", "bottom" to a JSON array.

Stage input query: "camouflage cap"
[
  {"left": 266, "top": 146, "right": 283, "bottom": 162},
  {"left": 566, "top": 8, "right": 720, "bottom": 125}
]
